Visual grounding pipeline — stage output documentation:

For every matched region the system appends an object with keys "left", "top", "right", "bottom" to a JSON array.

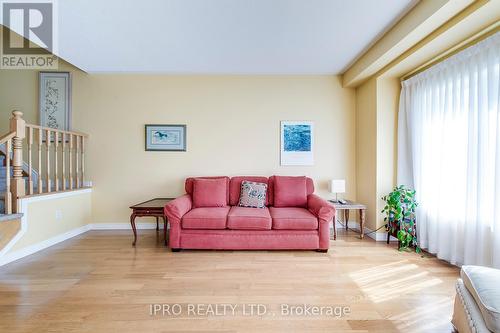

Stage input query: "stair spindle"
[
  {"left": 5, "top": 140, "right": 12, "bottom": 214},
  {"left": 54, "top": 132, "right": 59, "bottom": 191},
  {"left": 69, "top": 134, "right": 73, "bottom": 190},
  {"left": 46, "top": 129, "right": 51, "bottom": 193},
  {"left": 81, "top": 136, "right": 85, "bottom": 187},
  {"left": 76, "top": 135, "right": 80, "bottom": 188},
  {"left": 62, "top": 133, "right": 66, "bottom": 191},
  {"left": 38, "top": 128, "right": 42, "bottom": 194},
  {"left": 27, "top": 126, "right": 33, "bottom": 195}
]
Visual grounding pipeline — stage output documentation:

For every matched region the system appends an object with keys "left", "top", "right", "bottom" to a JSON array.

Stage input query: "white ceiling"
[{"left": 8, "top": 0, "right": 419, "bottom": 74}]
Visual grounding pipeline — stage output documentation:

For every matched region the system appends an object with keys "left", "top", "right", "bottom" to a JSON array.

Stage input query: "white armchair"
[{"left": 452, "top": 266, "right": 500, "bottom": 333}]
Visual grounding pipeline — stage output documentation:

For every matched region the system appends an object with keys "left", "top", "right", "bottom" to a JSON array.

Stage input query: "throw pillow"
[
  {"left": 273, "top": 176, "right": 307, "bottom": 207},
  {"left": 238, "top": 181, "right": 267, "bottom": 208},
  {"left": 193, "top": 178, "right": 227, "bottom": 208}
]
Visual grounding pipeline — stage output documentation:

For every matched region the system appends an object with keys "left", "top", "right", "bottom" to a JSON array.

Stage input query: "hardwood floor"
[{"left": 0, "top": 229, "right": 459, "bottom": 332}]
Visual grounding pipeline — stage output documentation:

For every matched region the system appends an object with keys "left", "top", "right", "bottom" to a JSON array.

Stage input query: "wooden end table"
[
  {"left": 329, "top": 200, "right": 366, "bottom": 239},
  {"left": 129, "top": 198, "right": 174, "bottom": 246}
]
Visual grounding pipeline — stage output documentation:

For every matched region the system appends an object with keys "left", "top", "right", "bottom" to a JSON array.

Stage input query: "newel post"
[{"left": 10, "top": 110, "right": 25, "bottom": 212}]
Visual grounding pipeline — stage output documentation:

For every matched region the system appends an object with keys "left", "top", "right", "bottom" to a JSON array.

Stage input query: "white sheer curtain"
[{"left": 398, "top": 32, "right": 500, "bottom": 268}]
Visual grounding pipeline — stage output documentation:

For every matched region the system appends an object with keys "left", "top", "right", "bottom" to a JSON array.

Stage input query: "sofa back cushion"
[
  {"left": 268, "top": 176, "right": 314, "bottom": 206},
  {"left": 192, "top": 178, "right": 228, "bottom": 208},
  {"left": 185, "top": 176, "right": 230, "bottom": 205},
  {"left": 273, "top": 176, "right": 309, "bottom": 208},
  {"left": 229, "top": 176, "right": 269, "bottom": 206}
]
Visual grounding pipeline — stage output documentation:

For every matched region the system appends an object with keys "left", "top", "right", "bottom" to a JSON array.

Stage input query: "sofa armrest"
[
  {"left": 165, "top": 194, "right": 192, "bottom": 249},
  {"left": 307, "top": 194, "right": 335, "bottom": 250},
  {"left": 308, "top": 194, "right": 335, "bottom": 250},
  {"left": 164, "top": 194, "right": 192, "bottom": 222},
  {"left": 307, "top": 194, "right": 335, "bottom": 223}
]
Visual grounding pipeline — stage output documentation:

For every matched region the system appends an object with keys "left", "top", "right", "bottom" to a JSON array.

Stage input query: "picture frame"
[
  {"left": 145, "top": 124, "right": 187, "bottom": 151},
  {"left": 39, "top": 72, "right": 71, "bottom": 131},
  {"left": 280, "top": 120, "right": 314, "bottom": 166}
]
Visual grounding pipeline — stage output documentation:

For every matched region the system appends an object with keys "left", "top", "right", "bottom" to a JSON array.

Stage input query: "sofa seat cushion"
[
  {"left": 182, "top": 207, "right": 230, "bottom": 229},
  {"left": 461, "top": 265, "right": 500, "bottom": 332},
  {"left": 270, "top": 207, "right": 318, "bottom": 230},
  {"left": 227, "top": 206, "right": 271, "bottom": 230}
]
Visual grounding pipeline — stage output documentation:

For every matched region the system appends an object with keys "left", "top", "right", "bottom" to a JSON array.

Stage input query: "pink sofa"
[{"left": 164, "top": 176, "right": 336, "bottom": 252}]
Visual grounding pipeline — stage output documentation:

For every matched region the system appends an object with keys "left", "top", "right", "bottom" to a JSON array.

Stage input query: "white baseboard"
[
  {"left": 0, "top": 224, "right": 91, "bottom": 267},
  {"left": 333, "top": 219, "right": 397, "bottom": 242},
  {"left": 0, "top": 222, "right": 165, "bottom": 267},
  {"left": 0, "top": 188, "right": 93, "bottom": 258},
  {"left": 89, "top": 222, "right": 166, "bottom": 230},
  {"left": 0, "top": 218, "right": 396, "bottom": 267}
]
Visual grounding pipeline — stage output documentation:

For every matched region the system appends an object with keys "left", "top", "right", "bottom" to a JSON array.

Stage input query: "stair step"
[{"left": 0, "top": 213, "right": 22, "bottom": 222}]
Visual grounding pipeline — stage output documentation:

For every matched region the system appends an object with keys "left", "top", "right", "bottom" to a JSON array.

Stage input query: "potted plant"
[{"left": 381, "top": 185, "right": 420, "bottom": 252}]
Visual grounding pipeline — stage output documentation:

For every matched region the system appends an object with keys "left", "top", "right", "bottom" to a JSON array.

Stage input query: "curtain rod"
[{"left": 401, "top": 24, "right": 500, "bottom": 82}]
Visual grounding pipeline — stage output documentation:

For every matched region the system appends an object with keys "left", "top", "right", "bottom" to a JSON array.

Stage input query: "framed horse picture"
[{"left": 145, "top": 124, "right": 187, "bottom": 151}]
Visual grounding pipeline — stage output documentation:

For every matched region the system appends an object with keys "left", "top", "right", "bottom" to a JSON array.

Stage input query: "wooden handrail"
[{"left": 0, "top": 132, "right": 15, "bottom": 145}]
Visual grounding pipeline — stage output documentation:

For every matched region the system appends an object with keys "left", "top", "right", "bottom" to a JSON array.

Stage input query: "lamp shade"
[{"left": 329, "top": 179, "right": 345, "bottom": 194}]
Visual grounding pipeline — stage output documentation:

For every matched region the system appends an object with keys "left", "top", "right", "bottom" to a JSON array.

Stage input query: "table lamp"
[{"left": 329, "top": 179, "right": 345, "bottom": 203}]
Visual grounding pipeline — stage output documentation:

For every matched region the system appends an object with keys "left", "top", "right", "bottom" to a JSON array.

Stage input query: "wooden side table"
[
  {"left": 129, "top": 198, "right": 174, "bottom": 246},
  {"left": 329, "top": 200, "right": 367, "bottom": 239}
]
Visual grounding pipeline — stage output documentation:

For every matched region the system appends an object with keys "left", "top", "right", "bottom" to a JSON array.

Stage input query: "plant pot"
[{"left": 386, "top": 220, "right": 401, "bottom": 246}]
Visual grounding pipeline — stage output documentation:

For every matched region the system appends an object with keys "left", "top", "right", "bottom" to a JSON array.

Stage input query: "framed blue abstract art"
[
  {"left": 280, "top": 121, "right": 314, "bottom": 165},
  {"left": 145, "top": 124, "right": 187, "bottom": 151}
]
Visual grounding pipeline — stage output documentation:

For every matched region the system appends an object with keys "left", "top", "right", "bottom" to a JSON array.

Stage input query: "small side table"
[
  {"left": 329, "top": 200, "right": 367, "bottom": 239},
  {"left": 129, "top": 198, "right": 174, "bottom": 246}
]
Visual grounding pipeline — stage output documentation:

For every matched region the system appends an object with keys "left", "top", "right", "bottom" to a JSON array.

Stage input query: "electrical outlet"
[{"left": 55, "top": 210, "right": 62, "bottom": 220}]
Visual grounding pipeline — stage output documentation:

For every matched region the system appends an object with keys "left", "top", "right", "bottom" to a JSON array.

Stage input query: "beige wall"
[
  {"left": 354, "top": 76, "right": 400, "bottom": 233},
  {"left": 0, "top": 69, "right": 39, "bottom": 133},
  {"left": 355, "top": 77, "right": 377, "bottom": 231},
  {"left": 8, "top": 189, "right": 91, "bottom": 252},
  {"left": 376, "top": 77, "right": 400, "bottom": 230},
  {"left": 1, "top": 63, "right": 357, "bottom": 224}
]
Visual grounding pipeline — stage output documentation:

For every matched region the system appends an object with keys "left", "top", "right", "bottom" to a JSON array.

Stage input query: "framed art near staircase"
[{"left": 39, "top": 72, "right": 71, "bottom": 131}]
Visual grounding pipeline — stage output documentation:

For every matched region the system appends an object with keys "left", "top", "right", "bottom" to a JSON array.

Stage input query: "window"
[{"left": 398, "top": 32, "right": 500, "bottom": 267}]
